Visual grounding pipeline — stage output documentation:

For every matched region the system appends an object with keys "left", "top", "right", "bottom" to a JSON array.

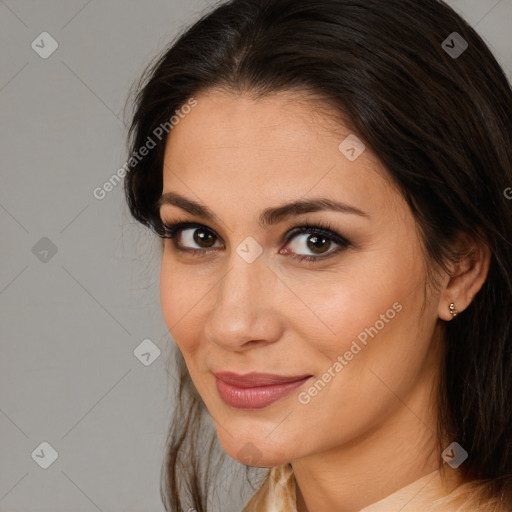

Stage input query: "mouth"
[{"left": 214, "top": 372, "right": 313, "bottom": 409}]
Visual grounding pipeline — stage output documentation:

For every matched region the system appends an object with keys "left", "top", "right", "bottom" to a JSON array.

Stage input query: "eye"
[
  {"left": 281, "top": 221, "right": 351, "bottom": 263},
  {"left": 178, "top": 226, "right": 220, "bottom": 249},
  {"left": 160, "top": 219, "right": 351, "bottom": 263},
  {"left": 161, "top": 221, "right": 222, "bottom": 255}
]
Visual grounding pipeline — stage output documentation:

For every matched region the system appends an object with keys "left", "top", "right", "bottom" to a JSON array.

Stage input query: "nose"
[{"left": 203, "top": 250, "right": 284, "bottom": 351}]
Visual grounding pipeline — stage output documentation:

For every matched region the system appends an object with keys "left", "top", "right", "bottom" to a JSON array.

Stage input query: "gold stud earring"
[{"left": 449, "top": 303, "right": 458, "bottom": 318}]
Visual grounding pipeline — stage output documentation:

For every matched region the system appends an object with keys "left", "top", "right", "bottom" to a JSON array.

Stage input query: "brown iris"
[
  {"left": 194, "top": 228, "right": 216, "bottom": 248},
  {"left": 306, "top": 234, "right": 330, "bottom": 254}
]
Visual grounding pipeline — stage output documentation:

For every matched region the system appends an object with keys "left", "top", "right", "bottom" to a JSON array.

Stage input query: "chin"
[{"left": 219, "top": 435, "right": 294, "bottom": 468}]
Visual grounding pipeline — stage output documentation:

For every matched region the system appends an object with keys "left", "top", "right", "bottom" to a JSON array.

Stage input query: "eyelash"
[{"left": 159, "top": 219, "right": 351, "bottom": 263}]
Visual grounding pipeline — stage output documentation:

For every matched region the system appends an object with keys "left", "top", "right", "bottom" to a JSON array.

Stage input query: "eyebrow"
[{"left": 156, "top": 191, "right": 369, "bottom": 228}]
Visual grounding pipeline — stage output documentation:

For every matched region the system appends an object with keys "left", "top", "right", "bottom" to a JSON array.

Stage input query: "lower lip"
[{"left": 215, "top": 376, "right": 311, "bottom": 409}]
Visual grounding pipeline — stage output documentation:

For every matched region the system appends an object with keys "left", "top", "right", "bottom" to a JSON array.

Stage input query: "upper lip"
[{"left": 213, "top": 371, "right": 312, "bottom": 388}]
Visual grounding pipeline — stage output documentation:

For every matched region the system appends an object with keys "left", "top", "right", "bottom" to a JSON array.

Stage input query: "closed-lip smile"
[{"left": 213, "top": 371, "right": 313, "bottom": 409}]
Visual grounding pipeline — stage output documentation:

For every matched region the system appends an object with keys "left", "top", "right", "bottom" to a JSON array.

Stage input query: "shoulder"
[{"left": 428, "top": 481, "right": 510, "bottom": 512}]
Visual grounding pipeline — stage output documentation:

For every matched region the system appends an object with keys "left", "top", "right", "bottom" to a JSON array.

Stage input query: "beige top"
[{"left": 242, "top": 463, "right": 504, "bottom": 512}]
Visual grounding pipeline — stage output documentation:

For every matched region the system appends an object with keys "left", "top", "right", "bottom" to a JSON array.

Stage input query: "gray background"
[{"left": 0, "top": 1, "right": 511, "bottom": 511}]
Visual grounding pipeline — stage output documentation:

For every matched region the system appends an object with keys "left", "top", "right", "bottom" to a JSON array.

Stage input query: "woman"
[{"left": 124, "top": 0, "right": 512, "bottom": 510}]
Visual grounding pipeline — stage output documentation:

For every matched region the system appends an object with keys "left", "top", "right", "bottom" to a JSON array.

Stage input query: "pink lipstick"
[{"left": 214, "top": 372, "right": 312, "bottom": 409}]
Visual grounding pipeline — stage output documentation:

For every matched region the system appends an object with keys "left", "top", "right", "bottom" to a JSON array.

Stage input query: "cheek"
[
  {"left": 312, "top": 281, "right": 430, "bottom": 406},
  {"left": 290, "top": 290, "right": 430, "bottom": 454},
  {"left": 159, "top": 252, "right": 206, "bottom": 350},
  {"left": 300, "top": 284, "right": 371, "bottom": 355},
  {"left": 296, "top": 252, "right": 429, "bottom": 392},
  {"left": 289, "top": 261, "right": 413, "bottom": 358}
]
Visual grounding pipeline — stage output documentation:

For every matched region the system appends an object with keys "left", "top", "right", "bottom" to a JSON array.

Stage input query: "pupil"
[
  {"left": 194, "top": 229, "right": 215, "bottom": 247},
  {"left": 307, "top": 235, "right": 329, "bottom": 254}
]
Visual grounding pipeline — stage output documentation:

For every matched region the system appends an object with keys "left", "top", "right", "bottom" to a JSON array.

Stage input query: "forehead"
[
  {"left": 165, "top": 89, "right": 354, "bottom": 160},
  {"left": 161, "top": 89, "right": 396, "bottom": 215}
]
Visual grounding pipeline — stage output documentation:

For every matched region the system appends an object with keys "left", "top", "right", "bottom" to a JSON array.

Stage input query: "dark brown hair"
[{"left": 124, "top": 0, "right": 512, "bottom": 510}]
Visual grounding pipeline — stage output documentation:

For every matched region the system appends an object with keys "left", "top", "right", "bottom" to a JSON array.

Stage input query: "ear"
[{"left": 438, "top": 232, "right": 491, "bottom": 321}]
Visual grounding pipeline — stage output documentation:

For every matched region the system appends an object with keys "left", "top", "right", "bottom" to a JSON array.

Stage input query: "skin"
[{"left": 158, "top": 89, "right": 490, "bottom": 511}]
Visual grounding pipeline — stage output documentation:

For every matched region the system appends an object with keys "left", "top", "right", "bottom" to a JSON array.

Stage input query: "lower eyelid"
[{"left": 287, "top": 243, "right": 345, "bottom": 262}]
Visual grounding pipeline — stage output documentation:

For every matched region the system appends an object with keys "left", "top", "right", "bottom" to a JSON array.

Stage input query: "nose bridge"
[
  {"left": 204, "top": 249, "right": 280, "bottom": 347},
  {"left": 217, "top": 250, "right": 269, "bottom": 318}
]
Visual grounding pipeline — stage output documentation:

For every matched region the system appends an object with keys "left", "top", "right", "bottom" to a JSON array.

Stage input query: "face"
[{"left": 159, "top": 89, "right": 443, "bottom": 467}]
